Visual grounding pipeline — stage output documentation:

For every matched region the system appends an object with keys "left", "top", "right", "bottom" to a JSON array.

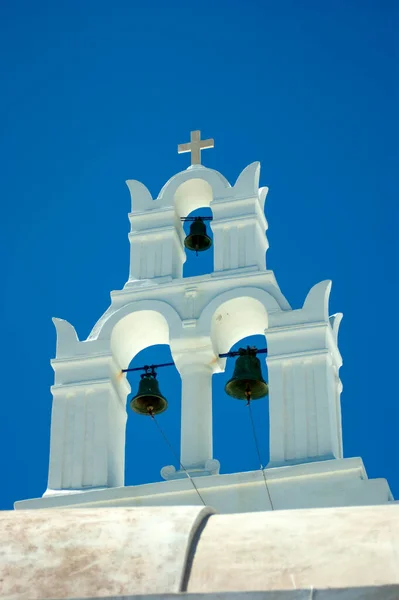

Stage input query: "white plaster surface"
[
  {"left": 187, "top": 505, "right": 399, "bottom": 594},
  {"left": 48, "top": 273, "right": 344, "bottom": 494},
  {"left": 0, "top": 506, "right": 212, "bottom": 600},
  {"left": 15, "top": 458, "right": 393, "bottom": 512},
  {"left": 125, "top": 163, "right": 268, "bottom": 282},
  {"left": 43, "top": 161, "right": 347, "bottom": 496},
  {"left": 28, "top": 159, "right": 388, "bottom": 525},
  {"left": 43, "top": 589, "right": 399, "bottom": 599},
  {"left": 1, "top": 505, "right": 398, "bottom": 600}
]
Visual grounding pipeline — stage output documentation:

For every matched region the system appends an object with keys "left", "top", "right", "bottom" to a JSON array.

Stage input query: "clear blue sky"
[{"left": 0, "top": 1, "right": 397, "bottom": 509}]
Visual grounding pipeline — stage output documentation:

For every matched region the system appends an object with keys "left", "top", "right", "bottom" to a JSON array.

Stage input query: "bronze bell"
[
  {"left": 225, "top": 346, "right": 268, "bottom": 401},
  {"left": 130, "top": 369, "right": 168, "bottom": 416},
  {"left": 184, "top": 217, "right": 212, "bottom": 254}
]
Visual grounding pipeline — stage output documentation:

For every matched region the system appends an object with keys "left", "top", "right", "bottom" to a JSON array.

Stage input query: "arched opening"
[
  {"left": 210, "top": 296, "right": 269, "bottom": 475},
  {"left": 109, "top": 309, "right": 181, "bottom": 487},
  {"left": 124, "top": 343, "right": 181, "bottom": 487},
  {"left": 181, "top": 206, "right": 214, "bottom": 278},
  {"left": 213, "top": 333, "right": 270, "bottom": 476},
  {"left": 173, "top": 178, "right": 214, "bottom": 278},
  {"left": 110, "top": 309, "right": 170, "bottom": 368}
]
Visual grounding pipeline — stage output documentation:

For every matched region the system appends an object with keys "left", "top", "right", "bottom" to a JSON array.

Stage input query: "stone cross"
[{"left": 178, "top": 130, "right": 214, "bottom": 165}]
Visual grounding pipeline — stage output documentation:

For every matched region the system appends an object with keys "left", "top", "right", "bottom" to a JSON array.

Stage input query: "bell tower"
[{"left": 15, "top": 131, "right": 393, "bottom": 511}]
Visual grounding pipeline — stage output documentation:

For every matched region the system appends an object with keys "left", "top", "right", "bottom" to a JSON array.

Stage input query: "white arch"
[
  {"left": 126, "top": 163, "right": 264, "bottom": 214},
  {"left": 199, "top": 287, "right": 281, "bottom": 333},
  {"left": 110, "top": 310, "right": 168, "bottom": 369},
  {"left": 197, "top": 287, "right": 282, "bottom": 363},
  {"left": 91, "top": 300, "right": 182, "bottom": 367},
  {"left": 174, "top": 178, "right": 214, "bottom": 217},
  {"left": 210, "top": 296, "right": 268, "bottom": 361},
  {"left": 159, "top": 166, "right": 230, "bottom": 210}
]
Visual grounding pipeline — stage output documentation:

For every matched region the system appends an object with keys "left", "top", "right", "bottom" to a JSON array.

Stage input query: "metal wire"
[
  {"left": 122, "top": 361, "right": 174, "bottom": 374},
  {"left": 149, "top": 412, "right": 206, "bottom": 506},
  {"left": 122, "top": 348, "right": 268, "bottom": 372},
  {"left": 219, "top": 347, "right": 268, "bottom": 358},
  {"left": 180, "top": 216, "right": 213, "bottom": 221},
  {"left": 246, "top": 398, "right": 274, "bottom": 510}
]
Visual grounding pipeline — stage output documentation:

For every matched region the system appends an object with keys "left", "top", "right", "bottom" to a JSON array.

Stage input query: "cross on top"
[{"left": 178, "top": 130, "right": 214, "bottom": 165}]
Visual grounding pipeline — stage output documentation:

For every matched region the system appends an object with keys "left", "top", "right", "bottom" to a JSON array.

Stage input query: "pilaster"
[
  {"left": 127, "top": 207, "right": 185, "bottom": 282},
  {"left": 211, "top": 193, "right": 268, "bottom": 273},
  {"left": 266, "top": 322, "right": 343, "bottom": 466},
  {"left": 47, "top": 354, "right": 129, "bottom": 493}
]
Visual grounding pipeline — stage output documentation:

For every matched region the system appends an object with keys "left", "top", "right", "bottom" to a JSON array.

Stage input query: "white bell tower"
[{"left": 15, "top": 131, "right": 392, "bottom": 511}]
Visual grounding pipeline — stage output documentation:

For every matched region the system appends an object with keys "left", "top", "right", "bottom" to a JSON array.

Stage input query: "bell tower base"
[{"left": 15, "top": 457, "right": 393, "bottom": 513}]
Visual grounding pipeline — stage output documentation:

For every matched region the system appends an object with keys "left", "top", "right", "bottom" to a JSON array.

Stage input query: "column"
[
  {"left": 161, "top": 342, "right": 220, "bottom": 480},
  {"left": 180, "top": 361, "right": 213, "bottom": 468}
]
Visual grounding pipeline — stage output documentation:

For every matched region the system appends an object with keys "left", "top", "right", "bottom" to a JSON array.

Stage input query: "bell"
[
  {"left": 225, "top": 347, "right": 268, "bottom": 401},
  {"left": 130, "top": 371, "right": 168, "bottom": 416},
  {"left": 184, "top": 217, "right": 212, "bottom": 254}
]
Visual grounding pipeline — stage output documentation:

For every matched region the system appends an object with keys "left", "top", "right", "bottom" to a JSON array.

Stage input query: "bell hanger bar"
[
  {"left": 219, "top": 347, "right": 268, "bottom": 359},
  {"left": 121, "top": 361, "right": 174, "bottom": 374},
  {"left": 122, "top": 349, "right": 267, "bottom": 372},
  {"left": 180, "top": 216, "right": 213, "bottom": 221}
]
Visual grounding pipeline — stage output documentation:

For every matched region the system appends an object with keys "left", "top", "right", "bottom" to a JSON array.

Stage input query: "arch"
[
  {"left": 126, "top": 167, "right": 229, "bottom": 214},
  {"left": 126, "top": 163, "right": 264, "bottom": 214},
  {"left": 210, "top": 297, "right": 268, "bottom": 364},
  {"left": 198, "top": 287, "right": 281, "bottom": 335},
  {"left": 174, "top": 178, "right": 213, "bottom": 218},
  {"left": 197, "top": 287, "right": 281, "bottom": 366},
  {"left": 110, "top": 310, "right": 169, "bottom": 369},
  {"left": 159, "top": 166, "right": 231, "bottom": 212},
  {"left": 91, "top": 300, "right": 182, "bottom": 368}
]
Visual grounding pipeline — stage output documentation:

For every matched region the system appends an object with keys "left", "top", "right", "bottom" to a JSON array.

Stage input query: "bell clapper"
[{"left": 245, "top": 385, "right": 252, "bottom": 406}]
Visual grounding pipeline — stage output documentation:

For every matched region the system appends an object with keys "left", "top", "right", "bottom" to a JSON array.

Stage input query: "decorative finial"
[{"left": 178, "top": 130, "right": 214, "bottom": 166}]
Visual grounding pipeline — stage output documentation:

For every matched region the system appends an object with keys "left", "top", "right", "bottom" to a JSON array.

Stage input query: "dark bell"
[
  {"left": 184, "top": 217, "right": 212, "bottom": 253},
  {"left": 225, "top": 347, "right": 268, "bottom": 401},
  {"left": 130, "top": 372, "right": 168, "bottom": 416}
]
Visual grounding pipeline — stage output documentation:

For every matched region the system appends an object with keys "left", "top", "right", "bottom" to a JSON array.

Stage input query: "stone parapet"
[{"left": 1, "top": 504, "right": 398, "bottom": 599}]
